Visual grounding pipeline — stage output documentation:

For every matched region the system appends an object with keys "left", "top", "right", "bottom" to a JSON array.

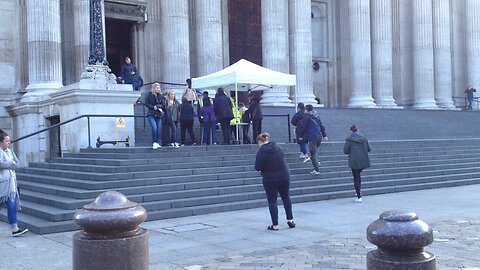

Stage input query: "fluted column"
[
  {"left": 347, "top": 0, "right": 376, "bottom": 108},
  {"left": 451, "top": 0, "right": 466, "bottom": 105},
  {"left": 433, "top": 0, "right": 455, "bottom": 109},
  {"left": 160, "top": 0, "right": 190, "bottom": 91},
  {"left": 412, "top": 0, "right": 437, "bottom": 109},
  {"left": 465, "top": 0, "right": 480, "bottom": 88},
  {"left": 137, "top": 23, "right": 146, "bottom": 78},
  {"left": 73, "top": 0, "right": 90, "bottom": 82},
  {"left": 392, "top": 0, "right": 414, "bottom": 106},
  {"left": 371, "top": 0, "right": 397, "bottom": 107},
  {"left": 261, "top": 0, "right": 291, "bottom": 105},
  {"left": 288, "top": 0, "right": 317, "bottom": 105},
  {"left": 194, "top": 1, "right": 223, "bottom": 76},
  {"left": 25, "top": 0, "right": 63, "bottom": 93}
]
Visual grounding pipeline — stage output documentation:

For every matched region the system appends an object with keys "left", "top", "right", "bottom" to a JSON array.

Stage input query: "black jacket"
[
  {"left": 145, "top": 92, "right": 166, "bottom": 118},
  {"left": 246, "top": 98, "right": 263, "bottom": 120},
  {"left": 213, "top": 92, "right": 234, "bottom": 121},
  {"left": 180, "top": 101, "right": 195, "bottom": 120},
  {"left": 255, "top": 142, "right": 290, "bottom": 182}
]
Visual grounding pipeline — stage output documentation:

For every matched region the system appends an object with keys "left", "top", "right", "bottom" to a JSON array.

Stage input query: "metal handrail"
[{"left": 12, "top": 114, "right": 147, "bottom": 148}]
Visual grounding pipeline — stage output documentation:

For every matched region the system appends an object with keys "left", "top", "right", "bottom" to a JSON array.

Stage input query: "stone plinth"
[
  {"left": 366, "top": 210, "right": 436, "bottom": 269},
  {"left": 73, "top": 191, "right": 148, "bottom": 270}
]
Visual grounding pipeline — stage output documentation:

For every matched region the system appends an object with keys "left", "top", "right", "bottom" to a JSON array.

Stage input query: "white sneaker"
[
  {"left": 355, "top": 198, "right": 363, "bottom": 203},
  {"left": 152, "top": 143, "right": 158, "bottom": 149},
  {"left": 299, "top": 153, "right": 306, "bottom": 158},
  {"left": 303, "top": 157, "right": 311, "bottom": 163},
  {"left": 174, "top": 143, "right": 180, "bottom": 148},
  {"left": 310, "top": 170, "right": 320, "bottom": 175}
]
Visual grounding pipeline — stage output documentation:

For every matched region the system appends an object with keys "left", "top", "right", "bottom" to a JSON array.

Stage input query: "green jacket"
[{"left": 343, "top": 132, "right": 371, "bottom": 170}]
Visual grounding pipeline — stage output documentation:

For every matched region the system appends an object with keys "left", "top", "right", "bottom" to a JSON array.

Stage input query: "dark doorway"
[
  {"left": 228, "top": 0, "right": 263, "bottom": 103},
  {"left": 47, "top": 116, "right": 61, "bottom": 158},
  {"left": 105, "top": 18, "right": 134, "bottom": 79}
]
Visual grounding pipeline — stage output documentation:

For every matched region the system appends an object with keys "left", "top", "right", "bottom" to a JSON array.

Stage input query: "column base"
[
  {"left": 412, "top": 98, "right": 439, "bottom": 109},
  {"left": 261, "top": 88, "right": 293, "bottom": 105},
  {"left": 436, "top": 99, "right": 457, "bottom": 110},
  {"left": 347, "top": 96, "right": 377, "bottom": 108}
]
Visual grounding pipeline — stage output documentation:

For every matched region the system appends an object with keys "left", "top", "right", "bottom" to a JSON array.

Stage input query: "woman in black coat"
[{"left": 255, "top": 132, "right": 295, "bottom": 230}]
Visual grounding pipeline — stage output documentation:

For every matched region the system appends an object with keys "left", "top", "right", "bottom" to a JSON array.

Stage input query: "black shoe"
[
  {"left": 12, "top": 228, "right": 28, "bottom": 237},
  {"left": 287, "top": 221, "right": 296, "bottom": 228},
  {"left": 267, "top": 225, "right": 279, "bottom": 231}
]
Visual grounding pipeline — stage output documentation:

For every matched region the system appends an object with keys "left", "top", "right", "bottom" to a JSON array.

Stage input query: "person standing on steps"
[
  {"left": 145, "top": 82, "right": 166, "bottom": 149},
  {"left": 246, "top": 92, "right": 263, "bottom": 142},
  {"left": 343, "top": 124, "right": 371, "bottom": 203},
  {"left": 0, "top": 130, "right": 28, "bottom": 237},
  {"left": 254, "top": 132, "right": 295, "bottom": 231}
]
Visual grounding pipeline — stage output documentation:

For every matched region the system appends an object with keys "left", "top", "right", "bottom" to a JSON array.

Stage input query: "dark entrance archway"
[
  {"left": 228, "top": 0, "right": 263, "bottom": 103},
  {"left": 105, "top": 18, "right": 134, "bottom": 79}
]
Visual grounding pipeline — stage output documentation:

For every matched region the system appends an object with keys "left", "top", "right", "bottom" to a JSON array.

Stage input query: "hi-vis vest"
[{"left": 230, "top": 97, "right": 241, "bottom": 124}]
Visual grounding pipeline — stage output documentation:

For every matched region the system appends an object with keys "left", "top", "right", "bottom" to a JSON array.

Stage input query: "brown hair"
[
  {"left": 256, "top": 132, "right": 270, "bottom": 143},
  {"left": 350, "top": 124, "right": 358, "bottom": 132}
]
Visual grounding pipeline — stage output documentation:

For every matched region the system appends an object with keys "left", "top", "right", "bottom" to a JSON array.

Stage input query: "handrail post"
[
  {"left": 87, "top": 116, "right": 92, "bottom": 148},
  {"left": 287, "top": 114, "right": 291, "bottom": 143}
]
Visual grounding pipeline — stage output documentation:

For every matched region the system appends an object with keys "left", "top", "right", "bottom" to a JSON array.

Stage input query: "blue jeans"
[
  {"left": 165, "top": 121, "right": 177, "bottom": 143},
  {"left": 203, "top": 122, "right": 217, "bottom": 144},
  {"left": 148, "top": 115, "right": 162, "bottom": 144},
  {"left": 467, "top": 98, "right": 473, "bottom": 110},
  {"left": 6, "top": 197, "right": 17, "bottom": 227},
  {"left": 299, "top": 142, "right": 307, "bottom": 155},
  {"left": 262, "top": 180, "right": 293, "bottom": 226}
]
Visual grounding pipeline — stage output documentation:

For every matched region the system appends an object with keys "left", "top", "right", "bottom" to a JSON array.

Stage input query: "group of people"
[
  {"left": 255, "top": 111, "right": 371, "bottom": 230},
  {"left": 143, "top": 80, "right": 263, "bottom": 148}
]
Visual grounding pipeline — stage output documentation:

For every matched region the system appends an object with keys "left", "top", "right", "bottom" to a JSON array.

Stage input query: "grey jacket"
[
  {"left": 0, "top": 148, "right": 20, "bottom": 203},
  {"left": 343, "top": 132, "right": 371, "bottom": 170}
]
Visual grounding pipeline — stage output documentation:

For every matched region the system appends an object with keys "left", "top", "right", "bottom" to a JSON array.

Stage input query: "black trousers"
[
  {"left": 252, "top": 119, "right": 262, "bottom": 142},
  {"left": 351, "top": 168, "right": 363, "bottom": 198},
  {"left": 262, "top": 179, "right": 293, "bottom": 226},
  {"left": 180, "top": 119, "right": 195, "bottom": 144}
]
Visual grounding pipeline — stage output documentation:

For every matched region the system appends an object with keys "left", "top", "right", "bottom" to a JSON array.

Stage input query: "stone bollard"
[
  {"left": 366, "top": 210, "right": 436, "bottom": 270},
  {"left": 72, "top": 191, "right": 148, "bottom": 270}
]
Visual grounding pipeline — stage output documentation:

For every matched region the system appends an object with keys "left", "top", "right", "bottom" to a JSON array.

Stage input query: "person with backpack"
[
  {"left": 297, "top": 104, "right": 328, "bottom": 175},
  {"left": 291, "top": 103, "right": 309, "bottom": 163},
  {"left": 179, "top": 97, "right": 197, "bottom": 146},
  {"left": 131, "top": 68, "right": 144, "bottom": 91}
]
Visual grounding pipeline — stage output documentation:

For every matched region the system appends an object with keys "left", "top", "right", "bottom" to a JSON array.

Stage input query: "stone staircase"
[{"left": 3, "top": 138, "right": 480, "bottom": 234}]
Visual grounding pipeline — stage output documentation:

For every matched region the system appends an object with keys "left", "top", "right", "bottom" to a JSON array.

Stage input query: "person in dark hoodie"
[
  {"left": 297, "top": 105, "right": 328, "bottom": 175},
  {"left": 343, "top": 124, "right": 371, "bottom": 203},
  {"left": 179, "top": 97, "right": 197, "bottom": 146},
  {"left": 291, "top": 103, "right": 309, "bottom": 163},
  {"left": 213, "top": 88, "right": 234, "bottom": 144},
  {"left": 255, "top": 132, "right": 295, "bottom": 231},
  {"left": 246, "top": 92, "right": 263, "bottom": 142}
]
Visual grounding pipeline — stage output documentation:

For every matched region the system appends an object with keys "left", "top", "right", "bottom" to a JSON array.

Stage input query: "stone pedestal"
[
  {"left": 366, "top": 210, "right": 436, "bottom": 270},
  {"left": 73, "top": 191, "right": 148, "bottom": 270}
]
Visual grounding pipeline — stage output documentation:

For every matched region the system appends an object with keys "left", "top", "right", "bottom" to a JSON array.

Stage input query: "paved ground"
[{"left": 1, "top": 185, "right": 479, "bottom": 270}]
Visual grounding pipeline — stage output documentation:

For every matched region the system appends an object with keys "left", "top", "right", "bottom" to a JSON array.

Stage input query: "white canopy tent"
[{"left": 191, "top": 59, "right": 297, "bottom": 142}]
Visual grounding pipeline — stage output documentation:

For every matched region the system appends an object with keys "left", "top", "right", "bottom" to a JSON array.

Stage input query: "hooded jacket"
[
  {"left": 255, "top": 142, "right": 290, "bottom": 182},
  {"left": 296, "top": 111, "right": 326, "bottom": 142},
  {"left": 343, "top": 132, "right": 371, "bottom": 170}
]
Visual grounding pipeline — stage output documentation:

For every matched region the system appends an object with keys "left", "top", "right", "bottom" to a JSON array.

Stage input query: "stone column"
[
  {"left": 25, "top": 0, "right": 63, "bottom": 94},
  {"left": 73, "top": 0, "right": 90, "bottom": 82},
  {"left": 137, "top": 23, "right": 146, "bottom": 78},
  {"left": 261, "top": 0, "right": 292, "bottom": 105},
  {"left": 392, "top": 0, "right": 414, "bottom": 107},
  {"left": 371, "top": 0, "right": 397, "bottom": 108},
  {"left": 347, "top": 0, "right": 376, "bottom": 108},
  {"left": 433, "top": 0, "right": 455, "bottom": 109},
  {"left": 194, "top": 1, "right": 223, "bottom": 76},
  {"left": 451, "top": 0, "right": 466, "bottom": 105},
  {"left": 412, "top": 0, "right": 437, "bottom": 109},
  {"left": 465, "top": 0, "right": 480, "bottom": 88},
  {"left": 160, "top": 0, "right": 190, "bottom": 93},
  {"left": 288, "top": 0, "right": 317, "bottom": 105}
]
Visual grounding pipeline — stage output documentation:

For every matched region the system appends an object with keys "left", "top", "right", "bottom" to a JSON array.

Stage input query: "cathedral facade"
[{"left": 0, "top": 0, "right": 478, "bottom": 159}]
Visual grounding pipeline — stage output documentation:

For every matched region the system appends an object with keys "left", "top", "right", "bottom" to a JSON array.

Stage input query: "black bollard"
[
  {"left": 72, "top": 191, "right": 148, "bottom": 270},
  {"left": 366, "top": 210, "right": 436, "bottom": 270}
]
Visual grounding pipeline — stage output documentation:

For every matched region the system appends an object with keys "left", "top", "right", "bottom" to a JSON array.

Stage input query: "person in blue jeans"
[
  {"left": 291, "top": 103, "right": 309, "bottom": 163},
  {"left": 0, "top": 130, "right": 28, "bottom": 237},
  {"left": 255, "top": 132, "right": 295, "bottom": 231},
  {"left": 144, "top": 82, "right": 166, "bottom": 149},
  {"left": 465, "top": 85, "right": 476, "bottom": 111}
]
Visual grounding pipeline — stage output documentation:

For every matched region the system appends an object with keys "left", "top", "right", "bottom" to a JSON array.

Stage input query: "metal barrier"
[{"left": 452, "top": 96, "right": 480, "bottom": 111}]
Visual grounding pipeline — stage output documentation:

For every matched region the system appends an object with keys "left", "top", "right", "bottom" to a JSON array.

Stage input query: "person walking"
[
  {"left": 0, "top": 130, "right": 28, "bottom": 237},
  {"left": 297, "top": 105, "right": 328, "bottom": 175},
  {"left": 213, "top": 88, "right": 234, "bottom": 144},
  {"left": 179, "top": 97, "right": 197, "bottom": 146},
  {"left": 246, "top": 92, "right": 263, "bottom": 142},
  {"left": 144, "top": 82, "right": 165, "bottom": 149},
  {"left": 343, "top": 124, "right": 371, "bottom": 203},
  {"left": 291, "top": 103, "right": 309, "bottom": 163},
  {"left": 255, "top": 132, "right": 295, "bottom": 231},
  {"left": 465, "top": 84, "right": 476, "bottom": 111}
]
